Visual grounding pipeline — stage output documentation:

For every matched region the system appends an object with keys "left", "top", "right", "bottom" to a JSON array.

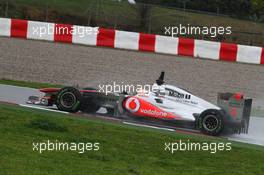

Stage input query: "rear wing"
[{"left": 217, "top": 93, "right": 252, "bottom": 134}]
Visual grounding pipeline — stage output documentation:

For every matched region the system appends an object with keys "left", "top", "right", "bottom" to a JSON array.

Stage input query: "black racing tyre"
[
  {"left": 197, "top": 109, "right": 224, "bottom": 136},
  {"left": 55, "top": 87, "right": 81, "bottom": 113},
  {"left": 80, "top": 98, "right": 100, "bottom": 113}
]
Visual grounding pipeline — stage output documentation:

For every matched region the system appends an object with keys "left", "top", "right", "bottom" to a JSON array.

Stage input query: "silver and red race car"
[{"left": 27, "top": 72, "right": 252, "bottom": 136}]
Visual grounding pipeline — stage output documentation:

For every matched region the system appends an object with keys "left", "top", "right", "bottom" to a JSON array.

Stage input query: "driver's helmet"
[{"left": 152, "top": 83, "right": 166, "bottom": 97}]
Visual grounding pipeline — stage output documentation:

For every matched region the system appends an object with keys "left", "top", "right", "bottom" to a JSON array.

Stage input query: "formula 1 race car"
[{"left": 27, "top": 72, "right": 252, "bottom": 136}]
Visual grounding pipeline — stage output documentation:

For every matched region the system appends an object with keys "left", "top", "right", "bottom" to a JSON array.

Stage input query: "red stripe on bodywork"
[
  {"left": 96, "top": 28, "right": 115, "bottom": 48},
  {"left": 219, "top": 43, "right": 238, "bottom": 62},
  {"left": 80, "top": 90, "right": 97, "bottom": 93},
  {"left": 54, "top": 24, "right": 73, "bottom": 43},
  {"left": 39, "top": 88, "right": 97, "bottom": 94},
  {"left": 139, "top": 33, "right": 156, "bottom": 52},
  {"left": 39, "top": 88, "right": 61, "bottom": 93},
  {"left": 11, "top": 19, "right": 28, "bottom": 38},
  {"left": 261, "top": 48, "right": 264, "bottom": 65},
  {"left": 178, "top": 38, "right": 195, "bottom": 57}
]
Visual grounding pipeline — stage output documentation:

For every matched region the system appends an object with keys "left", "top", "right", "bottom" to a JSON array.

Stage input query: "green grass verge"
[
  {"left": 0, "top": 79, "right": 63, "bottom": 89},
  {"left": 0, "top": 103, "right": 264, "bottom": 175}
]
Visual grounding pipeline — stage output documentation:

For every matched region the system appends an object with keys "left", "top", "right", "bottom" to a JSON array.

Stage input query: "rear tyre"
[
  {"left": 55, "top": 87, "right": 81, "bottom": 113},
  {"left": 197, "top": 109, "right": 224, "bottom": 136}
]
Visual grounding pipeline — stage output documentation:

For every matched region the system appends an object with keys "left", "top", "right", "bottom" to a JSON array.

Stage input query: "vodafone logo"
[
  {"left": 140, "top": 109, "right": 167, "bottom": 117},
  {"left": 125, "top": 97, "right": 140, "bottom": 113}
]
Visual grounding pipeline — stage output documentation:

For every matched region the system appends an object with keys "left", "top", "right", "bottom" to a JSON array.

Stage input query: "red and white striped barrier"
[{"left": 0, "top": 17, "right": 263, "bottom": 65}]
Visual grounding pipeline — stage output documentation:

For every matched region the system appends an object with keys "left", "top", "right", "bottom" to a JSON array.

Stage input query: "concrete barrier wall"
[{"left": 0, "top": 17, "right": 263, "bottom": 65}]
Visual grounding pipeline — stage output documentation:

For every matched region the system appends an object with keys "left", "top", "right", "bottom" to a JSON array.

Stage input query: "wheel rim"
[
  {"left": 60, "top": 92, "right": 76, "bottom": 108},
  {"left": 202, "top": 115, "right": 219, "bottom": 132}
]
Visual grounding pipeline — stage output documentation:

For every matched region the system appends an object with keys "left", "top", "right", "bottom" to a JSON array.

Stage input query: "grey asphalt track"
[
  {"left": 0, "top": 84, "right": 42, "bottom": 104},
  {"left": 1, "top": 37, "right": 264, "bottom": 110},
  {"left": 0, "top": 84, "right": 263, "bottom": 146}
]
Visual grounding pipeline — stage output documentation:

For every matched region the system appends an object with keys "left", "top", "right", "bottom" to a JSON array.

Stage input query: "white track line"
[
  {"left": 19, "top": 104, "right": 69, "bottom": 114},
  {"left": 227, "top": 138, "right": 264, "bottom": 146},
  {"left": 123, "top": 121, "right": 175, "bottom": 132}
]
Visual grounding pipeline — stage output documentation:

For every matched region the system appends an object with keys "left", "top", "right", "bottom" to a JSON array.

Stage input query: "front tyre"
[
  {"left": 197, "top": 109, "right": 224, "bottom": 136},
  {"left": 55, "top": 87, "right": 81, "bottom": 113}
]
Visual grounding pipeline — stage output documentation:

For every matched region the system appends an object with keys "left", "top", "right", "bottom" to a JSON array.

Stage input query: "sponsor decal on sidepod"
[{"left": 125, "top": 97, "right": 179, "bottom": 119}]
